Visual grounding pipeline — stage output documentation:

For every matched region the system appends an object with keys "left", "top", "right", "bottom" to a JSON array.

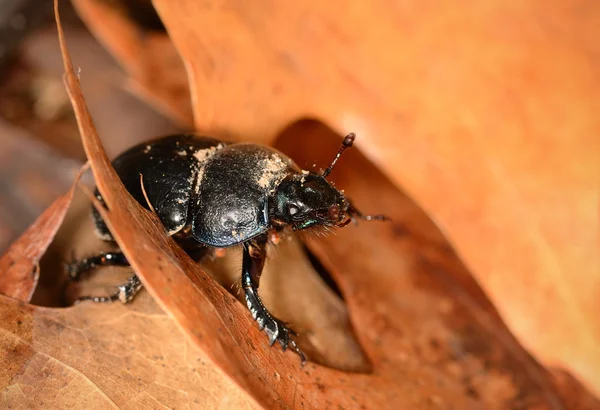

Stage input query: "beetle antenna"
[
  {"left": 348, "top": 203, "right": 389, "bottom": 224},
  {"left": 322, "top": 133, "right": 355, "bottom": 178}
]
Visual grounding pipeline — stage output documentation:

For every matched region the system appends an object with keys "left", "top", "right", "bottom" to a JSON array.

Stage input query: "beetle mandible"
[{"left": 67, "top": 133, "right": 386, "bottom": 363}]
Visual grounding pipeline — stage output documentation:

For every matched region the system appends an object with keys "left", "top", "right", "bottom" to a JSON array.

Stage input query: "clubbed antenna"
[{"left": 322, "top": 132, "right": 355, "bottom": 178}]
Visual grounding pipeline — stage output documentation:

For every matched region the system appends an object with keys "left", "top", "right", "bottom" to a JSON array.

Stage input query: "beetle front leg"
[{"left": 242, "top": 234, "right": 306, "bottom": 364}]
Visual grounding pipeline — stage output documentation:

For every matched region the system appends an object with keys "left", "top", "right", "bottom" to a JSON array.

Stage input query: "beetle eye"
[
  {"left": 288, "top": 204, "right": 299, "bottom": 217},
  {"left": 328, "top": 204, "right": 340, "bottom": 221}
]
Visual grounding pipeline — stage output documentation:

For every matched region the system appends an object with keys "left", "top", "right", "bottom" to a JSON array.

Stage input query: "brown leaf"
[
  {"left": 0, "top": 165, "right": 84, "bottom": 302},
  {"left": 70, "top": 0, "right": 193, "bottom": 127},
  {"left": 150, "top": 0, "right": 600, "bottom": 395},
  {"left": 276, "top": 121, "right": 586, "bottom": 409},
  {"left": 0, "top": 292, "right": 254, "bottom": 408},
  {"left": 26, "top": 0, "right": 596, "bottom": 408},
  {"left": 55, "top": 0, "right": 599, "bottom": 402}
]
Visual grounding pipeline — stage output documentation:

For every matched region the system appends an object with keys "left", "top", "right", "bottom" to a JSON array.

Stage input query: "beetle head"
[
  {"left": 270, "top": 133, "right": 358, "bottom": 230},
  {"left": 270, "top": 172, "right": 350, "bottom": 230},
  {"left": 270, "top": 132, "right": 388, "bottom": 231}
]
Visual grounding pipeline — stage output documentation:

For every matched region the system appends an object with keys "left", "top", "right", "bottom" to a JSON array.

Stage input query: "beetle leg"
[
  {"left": 76, "top": 274, "right": 142, "bottom": 304},
  {"left": 66, "top": 253, "right": 144, "bottom": 305},
  {"left": 242, "top": 234, "right": 306, "bottom": 364},
  {"left": 65, "top": 251, "right": 129, "bottom": 281}
]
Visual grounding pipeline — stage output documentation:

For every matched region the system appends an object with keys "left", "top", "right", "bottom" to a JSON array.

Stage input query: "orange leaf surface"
[
  {"left": 146, "top": 0, "right": 600, "bottom": 394},
  {"left": 71, "top": 0, "right": 193, "bottom": 127},
  {"left": 50, "top": 1, "right": 598, "bottom": 407}
]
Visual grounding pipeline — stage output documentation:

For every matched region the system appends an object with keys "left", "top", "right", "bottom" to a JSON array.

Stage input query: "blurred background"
[{"left": 0, "top": 0, "right": 181, "bottom": 252}]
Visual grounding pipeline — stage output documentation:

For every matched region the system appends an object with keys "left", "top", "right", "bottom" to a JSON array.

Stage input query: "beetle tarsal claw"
[
  {"left": 244, "top": 285, "right": 306, "bottom": 360},
  {"left": 268, "top": 328, "right": 278, "bottom": 346},
  {"left": 289, "top": 340, "right": 306, "bottom": 365}
]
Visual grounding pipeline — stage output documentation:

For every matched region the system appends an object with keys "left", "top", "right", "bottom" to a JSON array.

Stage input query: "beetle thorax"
[{"left": 189, "top": 144, "right": 298, "bottom": 247}]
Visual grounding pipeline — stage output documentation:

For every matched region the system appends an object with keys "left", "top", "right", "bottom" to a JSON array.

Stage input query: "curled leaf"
[
  {"left": 54, "top": 0, "right": 600, "bottom": 407},
  {"left": 151, "top": 0, "right": 600, "bottom": 394},
  {"left": 71, "top": 0, "right": 193, "bottom": 126},
  {"left": 0, "top": 165, "right": 85, "bottom": 302}
]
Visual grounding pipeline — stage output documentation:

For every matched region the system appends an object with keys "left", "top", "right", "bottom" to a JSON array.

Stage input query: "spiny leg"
[
  {"left": 65, "top": 251, "right": 129, "bottom": 281},
  {"left": 76, "top": 274, "right": 142, "bottom": 304},
  {"left": 65, "top": 251, "right": 143, "bottom": 304},
  {"left": 67, "top": 245, "right": 208, "bottom": 305},
  {"left": 242, "top": 234, "right": 306, "bottom": 364}
]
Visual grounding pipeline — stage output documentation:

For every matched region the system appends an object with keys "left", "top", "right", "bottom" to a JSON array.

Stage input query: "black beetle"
[{"left": 67, "top": 132, "right": 386, "bottom": 363}]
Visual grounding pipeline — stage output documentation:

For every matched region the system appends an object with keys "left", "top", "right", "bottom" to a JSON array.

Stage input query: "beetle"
[{"left": 66, "top": 132, "right": 386, "bottom": 363}]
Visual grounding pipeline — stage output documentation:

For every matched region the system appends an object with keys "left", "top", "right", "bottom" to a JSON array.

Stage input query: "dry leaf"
[
  {"left": 70, "top": 0, "right": 193, "bottom": 126},
  {"left": 146, "top": 0, "right": 600, "bottom": 394},
  {"left": 1, "top": 0, "right": 595, "bottom": 408},
  {"left": 50, "top": 0, "right": 598, "bottom": 404},
  {"left": 0, "top": 166, "right": 84, "bottom": 302},
  {"left": 0, "top": 292, "right": 254, "bottom": 409}
]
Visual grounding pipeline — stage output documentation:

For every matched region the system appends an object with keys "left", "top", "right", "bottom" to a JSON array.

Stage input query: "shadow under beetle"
[{"left": 67, "top": 132, "right": 386, "bottom": 363}]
